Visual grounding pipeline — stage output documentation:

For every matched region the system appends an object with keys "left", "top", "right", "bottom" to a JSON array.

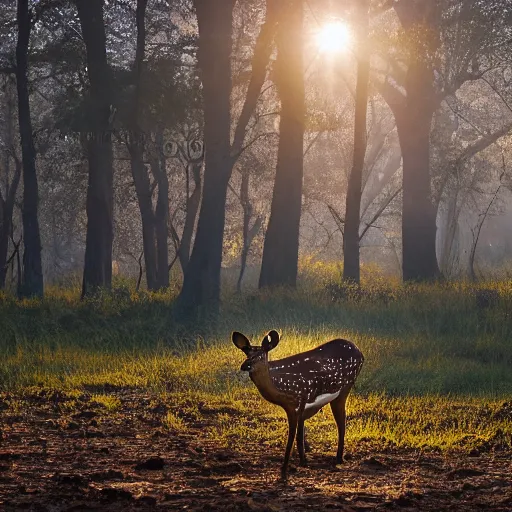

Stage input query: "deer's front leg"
[{"left": 282, "top": 410, "right": 298, "bottom": 480}]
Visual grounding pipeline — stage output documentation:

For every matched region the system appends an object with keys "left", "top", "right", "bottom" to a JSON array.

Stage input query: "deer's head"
[{"left": 232, "top": 330, "right": 280, "bottom": 373}]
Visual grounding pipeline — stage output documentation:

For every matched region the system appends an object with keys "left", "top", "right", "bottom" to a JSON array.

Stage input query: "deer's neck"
[{"left": 250, "top": 363, "right": 295, "bottom": 408}]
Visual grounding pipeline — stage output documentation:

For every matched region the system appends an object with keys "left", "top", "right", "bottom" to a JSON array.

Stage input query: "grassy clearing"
[{"left": 1, "top": 268, "right": 512, "bottom": 455}]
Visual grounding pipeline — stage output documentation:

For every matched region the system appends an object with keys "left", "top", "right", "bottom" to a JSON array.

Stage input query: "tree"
[
  {"left": 178, "top": 0, "right": 278, "bottom": 317},
  {"left": 126, "top": 0, "right": 171, "bottom": 291},
  {"left": 75, "top": 0, "right": 114, "bottom": 297},
  {"left": 343, "top": 0, "right": 370, "bottom": 285},
  {"left": 0, "top": 78, "right": 21, "bottom": 290},
  {"left": 377, "top": 1, "right": 442, "bottom": 281},
  {"left": 377, "top": 0, "right": 512, "bottom": 281},
  {"left": 259, "top": 0, "right": 304, "bottom": 289},
  {"left": 16, "top": 0, "right": 43, "bottom": 297}
]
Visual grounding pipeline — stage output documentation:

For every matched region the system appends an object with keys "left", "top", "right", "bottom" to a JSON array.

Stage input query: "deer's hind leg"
[
  {"left": 330, "top": 388, "right": 350, "bottom": 465},
  {"left": 296, "top": 418, "right": 307, "bottom": 466}
]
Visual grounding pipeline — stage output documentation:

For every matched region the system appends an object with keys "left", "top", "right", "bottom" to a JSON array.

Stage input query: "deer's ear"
[
  {"left": 232, "top": 332, "right": 251, "bottom": 353},
  {"left": 262, "top": 330, "right": 280, "bottom": 352}
]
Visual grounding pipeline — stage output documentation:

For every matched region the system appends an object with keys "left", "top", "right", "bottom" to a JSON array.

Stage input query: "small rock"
[
  {"left": 134, "top": 456, "right": 165, "bottom": 471},
  {"left": 361, "top": 457, "right": 388, "bottom": 470},
  {"left": 73, "top": 410, "right": 98, "bottom": 420},
  {"left": 85, "top": 429, "right": 105, "bottom": 438},
  {"left": 0, "top": 453, "right": 19, "bottom": 461},
  {"left": 395, "top": 495, "right": 413, "bottom": 507},
  {"left": 90, "top": 469, "right": 124, "bottom": 481},
  {"left": 52, "top": 473, "right": 86, "bottom": 486},
  {"left": 215, "top": 451, "right": 231, "bottom": 461},
  {"left": 447, "top": 468, "right": 485, "bottom": 479},
  {"left": 468, "top": 449, "right": 480, "bottom": 457},
  {"left": 100, "top": 487, "right": 133, "bottom": 501},
  {"left": 137, "top": 496, "right": 158, "bottom": 506}
]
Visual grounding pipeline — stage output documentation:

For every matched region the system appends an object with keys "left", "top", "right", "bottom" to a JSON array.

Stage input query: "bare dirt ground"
[{"left": 1, "top": 389, "right": 511, "bottom": 511}]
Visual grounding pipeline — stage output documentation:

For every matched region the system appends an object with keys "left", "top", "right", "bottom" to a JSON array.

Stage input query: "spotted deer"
[{"left": 232, "top": 330, "right": 364, "bottom": 480}]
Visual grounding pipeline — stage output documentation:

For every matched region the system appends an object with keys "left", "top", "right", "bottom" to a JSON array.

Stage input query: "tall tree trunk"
[
  {"left": 376, "top": 2, "right": 442, "bottom": 282},
  {"left": 76, "top": 0, "right": 114, "bottom": 297},
  {"left": 176, "top": 0, "right": 235, "bottom": 317},
  {"left": 177, "top": 0, "right": 276, "bottom": 317},
  {"left": 259, "top": 0, "right": 304, "bottom": 289},
  {"left": 343, "top": 0, "right": 370, "bottom": 285},
  {"left": 395, "top": 59, "right": 440, "bottom": 281},
  {"left": 16, "top": 0, "right": 43, "bottom": 298}
]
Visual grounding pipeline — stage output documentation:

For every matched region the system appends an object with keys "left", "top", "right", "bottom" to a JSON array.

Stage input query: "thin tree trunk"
[
  {"left": 16, "top": 0, "right": 43, "bottom": 297},
  {"left": 259, "top": 0, "right": 304, "bottom": 289},
  {"left": 237, "top": 169, "right": 262, "bottom": 292},
  {"left": 131, "top": 156, "right": 158, "bottom": 289},
  {"left": 0, "top": 199, "right": 11, "bottom": 289},
  {"left": 178, "top": 162, "right": 202, "bottom": 274},
  {"left": 343, "top": 0, "right": 370, "bottom": 285},
  {"left": 0, "top": 84, "right": 21, "bottom": 290},
  {"left": 129, "top": 0, "right": 160, "bottom": 291},
  {"left": 154, "top": 129, "right": 169, "bottom": 289},
  {"left": 0, "top": 161, "right": 21, "bottom": 290},
  {"left": 469, "top": 184, "right": 501, "bottom": 281},
  {"left": 76, "top": 0, "right": 114, "bottom": 297}
]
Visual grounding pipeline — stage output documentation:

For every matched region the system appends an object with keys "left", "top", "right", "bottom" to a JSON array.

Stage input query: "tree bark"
[
  {"left": 259, "top": 0, "right": 304, "bottom": 289},
  {"left": 0, "top": 82, "right": 21, "bottom": 290},
  {"left": 16, "top": 0, "right": 44, "bottom": 298},
  {"left": 177, "top": 0, "right": 276, "bottom": 317},
  {"left": 395, "top": 59, "right": 440, "bottom": 281},
  {"left": 76, "top": 0, "right": 114, "bottom": 297},
  {"left": 343, "top": 0, "right": 370, "bottom": 285},
  {"left": 131, "top": 155, "right": 158, "bottom": 290},
  {"left": 128, "top": 0, "right": 163, "bottom": 291},
  {"left": 178, "top": 162, "right": 202, "bottom": 274},
  {"left": 237, "top": 169, "right": 262, "bottom": 293},
  {"left": 153, "top": 129, "right": 169, "bottom": 289},
  {"left": 176, "top": 0, "right": 235, "bottom": 316},
  {"left": 377, "top": 2, "right": 442, "bottom": 282}
]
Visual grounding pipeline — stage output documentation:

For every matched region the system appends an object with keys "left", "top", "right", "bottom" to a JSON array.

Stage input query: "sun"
[{"left": 316, "top": 21, "right": 352, "bottom": 54}]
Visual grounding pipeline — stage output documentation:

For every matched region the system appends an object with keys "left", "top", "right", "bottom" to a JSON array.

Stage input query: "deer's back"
[{"left": 268, "top": 339, "right": 364, "bottom": 403}]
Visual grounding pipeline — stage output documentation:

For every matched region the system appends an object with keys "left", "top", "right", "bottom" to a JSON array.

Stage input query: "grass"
[{"left": 1, "top": 266, "right": 511, "bottom": 455}]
